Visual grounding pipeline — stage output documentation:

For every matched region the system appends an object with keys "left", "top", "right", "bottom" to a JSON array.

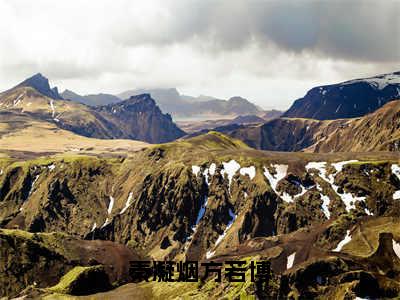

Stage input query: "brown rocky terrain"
[
  {"left": 222, "top": 99, "right": 400, "bottom": 152},
  {"left": 1, "top": 132, "right": 400, "bottom": 298}
]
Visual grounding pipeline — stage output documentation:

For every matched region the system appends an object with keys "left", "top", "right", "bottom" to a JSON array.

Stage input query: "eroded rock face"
[
  {"left": 2, "top": 135, "right": 400, "bottom": 298},
  {"left": 1, "top": 148, "right": 400, "bottom": 263}
]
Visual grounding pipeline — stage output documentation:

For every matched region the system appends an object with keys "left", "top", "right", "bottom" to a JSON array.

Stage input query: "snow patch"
[
  {"left": 48, "top": 164, "right": 55, "bottom": 171},
  {"left": 214, "top": 208, "right": 237, "bottom": 247},
  {"left": 391, "top": 164, "right": 400, "bottom": 200},
  {"left": 392, "top": 239, "right": 400, "bottom": 259},
  {"left": 287, "top": 252, "right": 296, "bottom": 269},
  {"left": 333, "top": 230, "right": 352, "bottom": 252},
  {"left": 120, "top": 192, "right": 133, "bottom": 215},
  {"left": 192, "top": 165, "right": 201, "bottom": 176},
  {"left": 239, "top": 166, "right": 256, "bottom": 180},
  {"left": 14, "top": 93, "right": 25, "bottom": 106},
  {"left": 192, "top": 195, "right": 208, "bottom": 232},
  {"left": 222, "top": 160, "right": 241, "bottom": 188},
  {"left": 209, "top": 163, "right": 216, "bottom": 176},
  {"left": 101, "top": 218, "right": 110, "bottom": 228},
  {"left": 107, "top": 196, "right": 115, "bottom": 215},
  {"left": 28, "top": 175, "right": 40, "bottom": 196},
  {"left": 263, "top": 164, "right": 288, "bottom": 192},
  {"left": 206, "top": 250, "right": 215, "bottom": 259},
  {"left": 91, "top": 223, "right": 97, "bottom": 232},
  {"left": 264, "top": 164, "right": 307, "bottom": 203},
  {"left": 49, "top": 100, "right": 56, "bottom": 118},
  {"left": 317, "top": 184, "right": 330, "bottom": 219},
  {"left": 342, "top": 73, "right": 400, "bottom": 90},
  {"left": 307, "top": 161, "right": 365, "bottom": 212}
]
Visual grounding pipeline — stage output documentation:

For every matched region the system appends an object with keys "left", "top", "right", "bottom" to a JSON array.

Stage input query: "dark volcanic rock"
[
  {"left": 283, "top": 71, "right": 400, "bottom": 120},
  {"left": 95, "top": 94, "right": 185, "bottom": 143},
  {"left": 14, "top": 73, "right": 63, "bottom": 99}
]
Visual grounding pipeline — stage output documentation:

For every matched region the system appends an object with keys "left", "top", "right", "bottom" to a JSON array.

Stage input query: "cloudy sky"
[{"left": 0, "top": 0, "right": 399, "bottom": 110}]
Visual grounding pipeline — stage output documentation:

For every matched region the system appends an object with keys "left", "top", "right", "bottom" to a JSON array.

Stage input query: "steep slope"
[
  {"left": 283, "top": 71, "right": 400, "bottom": 120},
  {"left": 223, "top": 99, "right": 400, "bottom": 152},
  {"left": 94, "top": 94, "right": 185, "bottom": 143},
  {"left": 61, "top": 89, "right": 122, "bottom": 106},
  {"left": 11, "top": 73, "right": 63, "bottom": 99}
]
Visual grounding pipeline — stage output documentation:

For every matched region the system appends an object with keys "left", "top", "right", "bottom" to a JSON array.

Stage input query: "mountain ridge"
[{"left": 283, "top": 71, "right": 400, "bottom": 120}]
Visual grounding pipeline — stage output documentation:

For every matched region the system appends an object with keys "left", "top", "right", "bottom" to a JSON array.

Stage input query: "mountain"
[
  {"left": 0, "top": 74, "right": 185, "bottom": 144},
  {"left": 177, "top": 111, "right": 282, "bottom": 134},
  {"left": 221, "top": 98, "right": 400, "bottom": 152},
  {"left": 11, "top": 73, "right": 63, "bottom": 99},
  {"left": 61, "top": 89, "right": 121, "bottom": 106},
  {"left": 94, "top": 94, "right": 185, "bottom": 143},
  {"left": 117, "top": 88, "right": 263, "bottom": 119},
  {"left": 283, "top": 71, "right": 400, "bottom": 120},
  {"left": 2, "top": 132, "right": 400, "bottom": 298}
]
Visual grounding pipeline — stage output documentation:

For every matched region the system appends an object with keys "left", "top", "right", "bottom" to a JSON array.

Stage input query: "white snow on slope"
[
  {"left": 393, "top": 191, "right": 400, "bottom": 200},
  {"left": 204, "top": 208, "right": 236, "bottom": 259},
  {"left": 342, "top": 73, "right": 400, "bottom": 90},
  {"left": 317, "top": 184, "right": 330, "bottom": 219},
  {"left": 28, "top": 175, "right": 40, "bottom": 196},
  {"left": 307, "top": 161, "right": 367, "bottom": 213},
  {"left": 240, "top": 166, "right": 256, "bottom": 180},
  {"left": 333, "top": 230, "right": 352, "bottom": 252},
  {"left": 192, "top": 195, "right": 208, "bottom": 232},
  {"left": 209, "top": 163, "right": 216, "bottom": 176},
  {"left": 192, "top": 165, "right": 201, "bottom": 176},
  {"left": 263, "top": 164, "right": 288, "bottom": 192},
  {"left": 91, "top": 222, "right": 97, "bottom": 232},
  {"left": 332, "top": 160, "right": 359, "bottom": 173},
  {"left": 49, "top": 100, "right": 56, "bottom": 118},
  {"left": 48, "top": 164, "right": 55, "bottom": 171},
  {"left": 14, "top": 93, "right": 25, "bottom": 106},
  {"left": 287, "top": 252, "right": 296, "bottom": 269},
  {"left": 391, "top": 164, "right": 400, "bottom": 200},
  {"left": 101, "top": 218, "right": 110, "bottom": 228},
  {"left": 222, "top": 160, "right": 241, "bottom": 188},
  {"left": 214, "top": 208, "right": 236, "bottom": 247},
  {"left": 120, "top": 192, "right": 133, "bottom": 215},
  {"left": 393, "top": 239, "right": 400, "bottom": 259},
  {"left": 206, "top": 250, "right": 215, "bottom": 259},
  {"left": 107, "top": 196, "right": 115, "bottom": 215},
  {"left": 203, "top": 168, "right": 210, "bottom": 185},
  {"left": 264, "top": 164, "right": 308, "bottom": 203}
]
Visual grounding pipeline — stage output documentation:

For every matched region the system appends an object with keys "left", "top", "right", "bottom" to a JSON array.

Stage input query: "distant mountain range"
[
  {"left": 0, "top": 74, "right": 184, "bottom": 143},
  {"left": 62, "top": 87, "right": 263, "bottom": 120},
  {"left": 283, "top": 71, "right": 400, "bottom": 120},
  {"left": 178, "top": 111, "right": 282, "bottom": 134}
]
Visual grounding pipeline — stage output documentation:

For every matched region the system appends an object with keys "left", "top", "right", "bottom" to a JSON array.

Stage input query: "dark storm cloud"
[{"left": 114, "top": 0, "right": 400, "bottom": 63}]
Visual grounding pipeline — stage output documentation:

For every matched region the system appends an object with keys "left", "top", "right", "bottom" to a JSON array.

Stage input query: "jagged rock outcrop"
[
  {"left": 13, "top": 73, "right": 63, "bottom": 99},
  {"left": 94, "top": 94, "right": 185, "bottom": 143}
]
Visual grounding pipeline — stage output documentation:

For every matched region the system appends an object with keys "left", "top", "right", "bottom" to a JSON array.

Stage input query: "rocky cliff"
[{"left": 2, "top": 133, "right": 400, "bottom": 298}]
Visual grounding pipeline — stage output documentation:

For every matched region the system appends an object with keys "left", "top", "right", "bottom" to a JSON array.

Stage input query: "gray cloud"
[
  {"left": 113, "top": 0, "right": 400, "bottom": 62},
  {"left": 0, "top": 0, "right": 398, "bottom": 110}
]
